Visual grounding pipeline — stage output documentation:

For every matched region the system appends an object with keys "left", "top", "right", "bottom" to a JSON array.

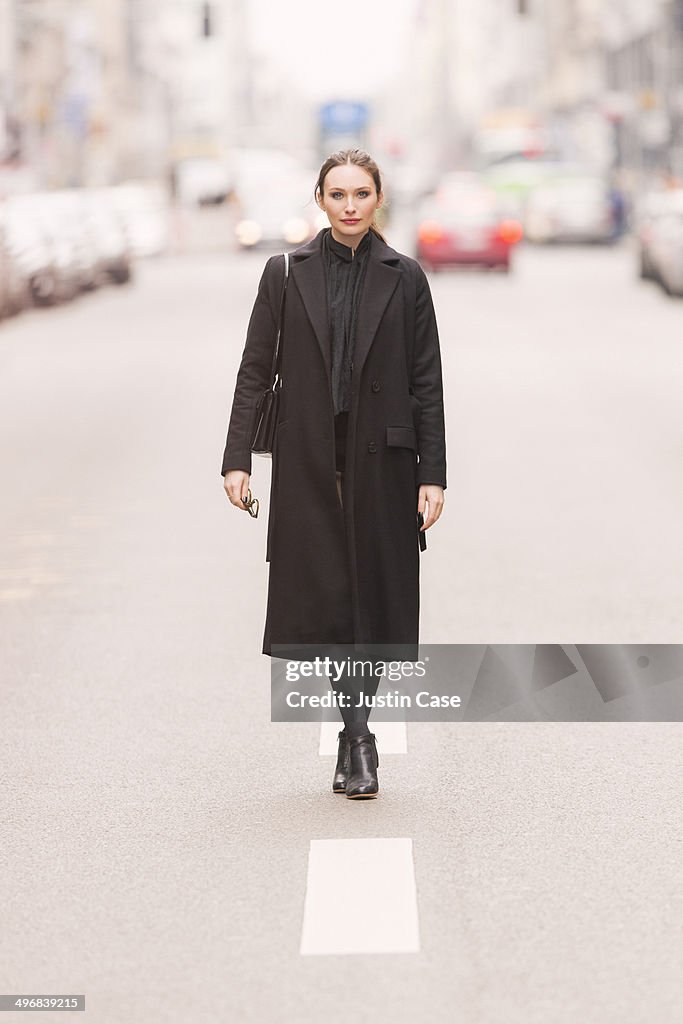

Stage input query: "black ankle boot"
[
  {"left": 345, "top": 732, "right": 380, "bottom": 799},
  {"left": 332, "top": 729, "right": 350, "bottom": 793}
]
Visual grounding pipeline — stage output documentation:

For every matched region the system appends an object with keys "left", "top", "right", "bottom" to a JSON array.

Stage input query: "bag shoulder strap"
[{"left": 269, "top": 252, "right": 289, "bottom": 389}]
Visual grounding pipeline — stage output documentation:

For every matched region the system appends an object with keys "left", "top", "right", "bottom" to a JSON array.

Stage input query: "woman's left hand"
[{"left": 417, "top": 484, "right": 444, "bottom": 533}]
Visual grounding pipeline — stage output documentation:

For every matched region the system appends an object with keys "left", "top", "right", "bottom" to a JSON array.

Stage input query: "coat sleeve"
[
  {"left": 219, "top": 255, "right": 282, "bottom": 477},
  {"left": 412, "top": 263, "right": 447, "bottom": 490}
]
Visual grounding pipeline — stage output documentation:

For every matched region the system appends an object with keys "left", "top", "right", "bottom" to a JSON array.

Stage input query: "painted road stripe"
[
  {"left": 319, "top": 720, "right": 407, "bottom": 755},
  {"left": 300, "top": 838, "right": 420, "bottom": 955}
]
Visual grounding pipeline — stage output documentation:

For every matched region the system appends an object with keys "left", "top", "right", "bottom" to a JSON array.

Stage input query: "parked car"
[
  {"left": 636, "top": 191, "right": 667, "bottom": 281},
  {"left": 3, "top": 196, "right": 61, "bottom": 307},
  {"left": 636, "top": 189, "right": 681, "bottom": 281},
  {"left": 524, "top": 172, "right": 615, "bottom": 243},
  {"left": 80, "top": 189, "right": 133, "bottom": 284},
  {"left": 416, "top": 181, "right": 523, "bottom": 271},
  {"left": 108, "top": 183, "right": 170, "bottom": 257},
  {"left": 32, "top": 190, "right": 102, "bottom": 296},
  {"left": 0, "top": 202, "right": 31, "bottom": 318},
  {"left": 1, "top": 187, "right": 137, "bottom": 322},
  {"left": 175, "top": 157, "right": 234, "bottom": 205},
  {"left": 637, "top": 188, "right": 683, "bottom": 297}
]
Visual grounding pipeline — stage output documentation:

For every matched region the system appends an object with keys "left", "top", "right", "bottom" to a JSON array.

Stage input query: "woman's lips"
[{"left": 342, "top": 219, "right": 360, "bottom": 223}]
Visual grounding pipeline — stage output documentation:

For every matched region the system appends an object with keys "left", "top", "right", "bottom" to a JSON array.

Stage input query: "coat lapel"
[
  {"left": 289, "top": 232, "right": 331, "bottom": 381},
  {"left": 290, "top": 227, "right": 401, "bottom": 386}
]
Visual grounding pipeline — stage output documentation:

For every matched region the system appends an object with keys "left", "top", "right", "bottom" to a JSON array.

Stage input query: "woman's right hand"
[{"left": 223, "top": 469, "right": 252, "bottom": 510}]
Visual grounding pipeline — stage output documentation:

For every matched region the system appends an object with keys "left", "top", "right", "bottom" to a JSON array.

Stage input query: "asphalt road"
[{"left": 0, "top": 232, "right": 681, "bottom": 1023}]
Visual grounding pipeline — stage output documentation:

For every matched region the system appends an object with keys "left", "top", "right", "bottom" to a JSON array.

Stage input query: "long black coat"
[{"left": 220, "top": 227, "right": 447, "bottom": 659}]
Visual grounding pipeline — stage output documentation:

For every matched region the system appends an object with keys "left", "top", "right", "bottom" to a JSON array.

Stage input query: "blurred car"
[
  {"left": 175, "top": 157, "right": 234, "bottom": 205},
  {"left": 80, "top": 189, "right": 133, "bottom": 284},
  {"left": 32, "top": 190, "right": 102, "bottom": 296},
  {"left": 636, "top": 190, "right": 667, "bottom": 281},
  {"left": 480, "top": 157, "right": 565, "bottom": 222},
  {"left": 0, "top": 202, "right": 31, "bottom": 318},
  {"left": 108, "top": 183, "right": 170, "bottom": 257},
  {"left": 637, "top": 189, "right": 683, "bottom": 296},
  {"left": 416, "top": 182, "right": 523, "bottom": 271},
  {"left": 1, "top": 189, "right": 135, "bottom": 316},
  {"left": 524, "top": 173, "right": 614, "bottom": 243},
  {"left": 234, "top": 171, "right": 324, "bottom": 250},
  {"left": 636, "top": 189, "right": 679, "bottom": 281},
  {"left": 4, "top": 196, "right": 61, "bottom": 306}
]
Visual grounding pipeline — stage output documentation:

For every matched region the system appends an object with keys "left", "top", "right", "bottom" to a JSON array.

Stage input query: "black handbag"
[{"left": 251, "top": 252, "right": 290, "bottom": 457}]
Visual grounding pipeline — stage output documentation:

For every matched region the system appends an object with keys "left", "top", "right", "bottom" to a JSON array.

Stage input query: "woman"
[{"left": 221, "top": 149, "right": 446, "bottom": 799}]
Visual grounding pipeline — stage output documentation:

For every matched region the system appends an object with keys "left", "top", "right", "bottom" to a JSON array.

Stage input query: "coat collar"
[
  {"left": 323, "top": 225, "right": 372, "bottom": 262},
  {"left": 288, "top": 226, "right": 402, "bottom": 385}
]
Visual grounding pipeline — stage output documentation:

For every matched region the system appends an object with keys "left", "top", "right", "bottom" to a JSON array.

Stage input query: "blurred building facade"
[
  {"left": 128, "top": 0, "right": 253, "bottom": 176},
  {"left": 603, "top": 0, "right": 683, "bottom": 181},
  {"left": 7, "top": 0, "right": 133, "bottom": 187},
  {"left": 380, "top": 0, "right": 683, "bottom": 187},
  {"left": 3, "top": 0, "right": 683, "bottom": 193},
  {"left": 0, "top": 0, "right": 258, "bottom": 189}
]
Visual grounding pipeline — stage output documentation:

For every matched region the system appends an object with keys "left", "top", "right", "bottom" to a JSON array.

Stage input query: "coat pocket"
[{"left": 386, "top": 425, "right": 417, "bottom": 451}]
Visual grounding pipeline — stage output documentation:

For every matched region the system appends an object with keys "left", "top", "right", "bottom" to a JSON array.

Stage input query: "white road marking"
[
  {"left": 300, "top": 838, "right": 420, "bottom": 955},
  {"left": 319, "top": 720, "right": 407, "bottom": 754}
]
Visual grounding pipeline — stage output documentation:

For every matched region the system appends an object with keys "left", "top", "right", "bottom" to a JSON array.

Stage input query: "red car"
[{"left": 416, "top": 183, "right": 523, "bottom": 272}]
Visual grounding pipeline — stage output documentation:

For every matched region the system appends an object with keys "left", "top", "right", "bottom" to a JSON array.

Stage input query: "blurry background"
[{"left": 2, "top": 0, "right": 683, "bottom": 298}]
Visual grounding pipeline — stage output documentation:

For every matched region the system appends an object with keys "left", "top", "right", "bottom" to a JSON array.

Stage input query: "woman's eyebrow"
[{"left": 327, "top": 185, "right": 371, "bottom": 190}]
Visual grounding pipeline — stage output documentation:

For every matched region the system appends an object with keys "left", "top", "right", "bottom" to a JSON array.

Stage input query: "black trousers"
[{"left": 329, "top": 412, "right": 382, "bottom": 735}]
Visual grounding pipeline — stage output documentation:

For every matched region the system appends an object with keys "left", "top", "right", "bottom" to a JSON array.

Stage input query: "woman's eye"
[{"left": 331, "top": 191, "right": 370, "bottom": 199}]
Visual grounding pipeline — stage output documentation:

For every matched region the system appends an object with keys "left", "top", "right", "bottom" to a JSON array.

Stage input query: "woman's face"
[{"left": 317, "top": 164, "right": 383, "bottom": 244}]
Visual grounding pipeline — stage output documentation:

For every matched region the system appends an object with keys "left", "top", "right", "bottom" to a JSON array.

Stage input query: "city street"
[{"left": 1, "top": 234, "right": 682, "bottom": 1022}]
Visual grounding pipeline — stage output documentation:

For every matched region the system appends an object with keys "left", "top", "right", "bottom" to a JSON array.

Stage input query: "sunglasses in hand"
[{"left": 241, "top": 488, "right": 260, "bottom": 518}]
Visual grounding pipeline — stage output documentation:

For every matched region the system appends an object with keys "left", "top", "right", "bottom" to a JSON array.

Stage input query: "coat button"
[
  {"left": 371, "top": 380, "right": 381, "bottom": 393},
  {"left": 367, "top": 441, "right": 377, "bottom": 454}
]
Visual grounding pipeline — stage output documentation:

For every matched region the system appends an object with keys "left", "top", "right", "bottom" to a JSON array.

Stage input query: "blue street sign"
[{"left": 319, "top": 101, "right": 369, "bottom": 135}]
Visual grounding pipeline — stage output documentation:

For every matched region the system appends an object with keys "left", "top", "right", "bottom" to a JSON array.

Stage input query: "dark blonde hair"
[{"left": 314, "top": 148, "right": 388, "bottom": 242}]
